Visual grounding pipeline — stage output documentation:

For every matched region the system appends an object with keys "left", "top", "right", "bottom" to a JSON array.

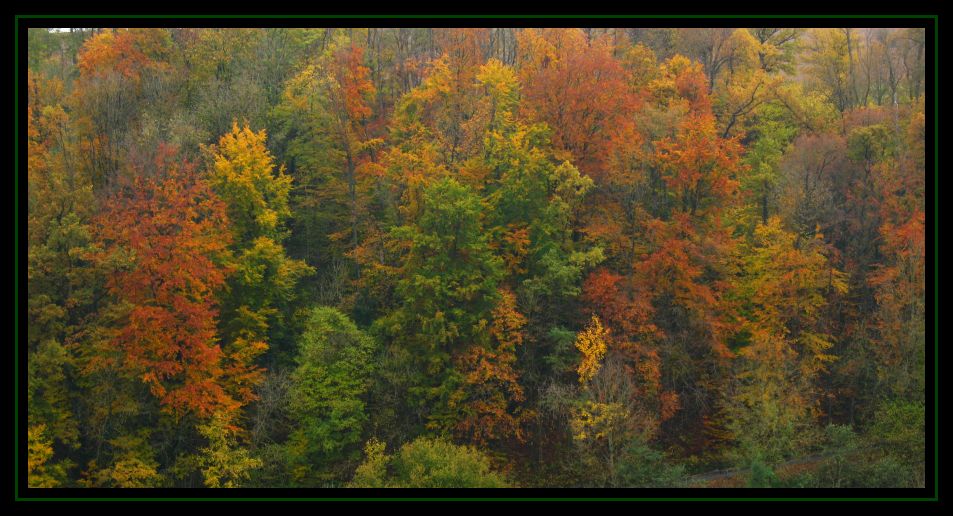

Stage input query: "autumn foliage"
[
  {"left": 89, "top": 154, "right": 236, "bottom": 419},
  {"left": 25, "top": 26, "right": 927, "bottom": 489}
]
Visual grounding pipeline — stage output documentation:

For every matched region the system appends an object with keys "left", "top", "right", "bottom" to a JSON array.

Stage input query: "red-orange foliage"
[
  {"left": 582, "top": 270, "right": 679, "bottom": 433},
  {"left": 673, "top": 59, "right": 712, "bottom": 115},
  {"left": 333, "top": 46, "right": 376, "bottom": 125},
  {"left": 634, "top": 214, "right": 736, "bottom": 359},
  {"left": 582, "top": 268, "right": 657, "bottom": 340},
  {"left": 327, "top": 45, "right": 382, "bottom": 251},
  {"left": 620, "top": 341, "right": 680, "bottom": 428},
  {"left": 91, "top": 153, "right": 237, "bottom": 419},
  {"left": 517, "top": 28, "right": 640, "bottom": 181},
  {"left": 653, "top": 113, "right": 743, "bottom": 218},
  {"left": 77, "top": 28, "right": 171, "bottom": 82},
  {"left": 866, "top": 110, "right": 925, "bottom": 393},
  {"left": 434, "top": 28, "right": 490, "bottom": 75},
  {"left": 867, "top": 206, "right": 924, "bottom": 380},
  {"left": 498, "top": 224, "right": 531, "bottom": 276},
  {"left": 26, "top": 71, "right": 45, "bottom": 184}
]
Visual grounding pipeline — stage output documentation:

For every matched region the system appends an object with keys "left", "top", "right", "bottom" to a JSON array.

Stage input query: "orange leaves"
[
  {"left": 77, "top": 28, "right": 171, "bottom": 82},
  {"left": 454, "top": 344, "right": 527, "bottom": 445},
  {"left": 77, "top": 31, "right": 125, "bottom": 78},
  {"left": 489, "top": 288, "right": 528, "bottom": 353},
  {"left": 497, "top": 224, "right": 531, "bottom": 276},
  {"left": 334, "top": 46, "right": 375, "bottom": 124},
  {"left": 91, "top": 157, "right": 236, "bottom": 419},
  {"left": 517, "top": 28, "right": 640, "bottom": 181},
  {"left": 582, "top": 268, "right": 657, "bottom": 340},
  {"left": 221, "top": 336, "right": 269, "bottom": 407},
  {"left": 628, "top": 212, "right": 738, "bottom": 366},
  {"left": 583, "top": 269, "right": 626, "bottom": 319},
  {"left": 636, "top": 216, "right": 716, "bottom": 310},
  {"left": 162, "top": 379, "right": 238, "bottom": 421},
  {"left": 572, "top": 312, "right": 679, "bottom": 444},
  {"left": 673, "top": 58, "right": 712, "bottom": 114},
  {"left": 619, "top": 84, "right": 746, "bottom": 365},
  {"left": 879, "top": 210, "right": 925, "bottom": 267},
  {"left": 453, "top": 288, "right": 530, "bottom": 446},
  {"left": 434, "top": 28, "right": 490, "bottom": 74},
  {"left": 653, "top": 113, "right": 744, "bottom": 218},
  {"left": 514, "top": 28, "right": 559, "bottom": 78},
  {"left": 648, "top": 54, "right": 711, "bottom": 114},
  {"left": 660, "top": 391, "right": 681, "bottom": 423}
]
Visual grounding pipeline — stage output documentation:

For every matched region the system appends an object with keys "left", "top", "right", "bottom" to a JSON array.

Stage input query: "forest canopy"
[{"left": 25, "top": 26, "right": 927, "bottom": 489}]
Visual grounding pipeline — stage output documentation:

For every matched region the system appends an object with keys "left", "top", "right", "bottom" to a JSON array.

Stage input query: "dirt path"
[{"left": 685, "top": 453, "right": 831, "bottom": 485}]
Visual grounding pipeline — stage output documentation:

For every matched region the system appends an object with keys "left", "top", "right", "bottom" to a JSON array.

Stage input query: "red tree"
[
  {"left": 91, "top": 152, "right": 237, "bottom": 419},
  {"left": 516, "top": 28, "right": 640, "bottom": 182}
]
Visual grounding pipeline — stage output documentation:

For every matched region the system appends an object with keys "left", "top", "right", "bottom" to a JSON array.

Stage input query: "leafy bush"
[
  {"left": 349, "top": 437, "right": 510, "bottom": 488},
  {"left": 746, "top": 459, "right": 779, "bottom": 488},
  {"left": 614, "top": 440, "right": 686, "bottom": 487}
]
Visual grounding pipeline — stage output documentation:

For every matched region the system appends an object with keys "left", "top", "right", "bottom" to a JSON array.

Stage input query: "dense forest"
[{"left": 25, "top": 27, "right": 926, "bottom": 488}]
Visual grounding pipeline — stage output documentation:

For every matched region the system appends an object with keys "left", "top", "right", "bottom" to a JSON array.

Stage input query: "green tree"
[
  {"left": 478, "top": 60, "right": 603, "bottom": 312},
  {"left": 868, "top": 400, "right": 925, "bottom": 485},
  {"left": 27, "top": 70, "right": 94, "bottom": 469},
  {"left": 286, "top": 307, "right": 377, "bottom": 483},
  {"left": 614, "top": 440, "right": 685, "bottom": 488},
  {"left": 377, "top": 177, "right": 504, "bottom": 436}
]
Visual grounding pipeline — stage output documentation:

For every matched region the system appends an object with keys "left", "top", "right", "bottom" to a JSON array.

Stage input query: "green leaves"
[
  {"left": 383, "top": 178, "right": 504, "bottom": 434},
  {"left": 287, "top": 307, "right": 377, "bottom": 473},
  {"left": 25, "top": 27, "right": 926, "bottom": 489},
  {"left": 207, "top": 122, "right": 313, "bottom": 404},
  {"left": 393, "top": 178, "right": 504, "bottom": 342}
]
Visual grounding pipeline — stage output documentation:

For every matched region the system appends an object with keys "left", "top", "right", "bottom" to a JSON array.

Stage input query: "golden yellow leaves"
[
  {"left": 197, "top": 410, "right": 263, "bottom": 488},
  {"left": 570, "top": 400, "right": 628, "bottom": 442},
  {"left": 575, "top": 315, "right": 610, "bottom": 385},
  {"left": 28, "top": 424, "right": 57, "bottom": 487},
  {"left": 205, "top": 121, "right": 292, "bottom": 240}
]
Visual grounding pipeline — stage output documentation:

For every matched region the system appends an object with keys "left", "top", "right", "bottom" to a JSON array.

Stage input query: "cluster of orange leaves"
[
  {"left": 454, "top": 288, "right": 532, "bottom": 446},
  {"left": 77, "top": 28, "right": 171, "bottom": 82},
  {"left": 89, "top": 153, "right": 245, "bottom": 419}
]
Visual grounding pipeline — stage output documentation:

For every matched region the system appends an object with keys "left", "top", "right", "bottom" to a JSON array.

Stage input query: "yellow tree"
[
  {"left": 711, "top": 29, "right": 787, "bottom": 139},
  {"left": 196, "top": 410, "right": 263, "bottom": 487},
  {"left": 576, "top": 315, "right": 610, "bottom": 385},
  {"left": 205, "top": 122, "right": 312, "bottom": 404},
  {"left": 726, "top": 217, "right": 847, "bottom": 463}
]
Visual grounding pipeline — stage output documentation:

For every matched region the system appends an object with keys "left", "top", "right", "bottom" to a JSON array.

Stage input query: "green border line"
[
  {"left": 933, "top": 11, "right": 940, "bottom": 504},
  {"left": 14, "top": 14, "right": 939, "bottom": 502},
  {"left": 14, "top": 13, "right": 20, "bottom": 504}
]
